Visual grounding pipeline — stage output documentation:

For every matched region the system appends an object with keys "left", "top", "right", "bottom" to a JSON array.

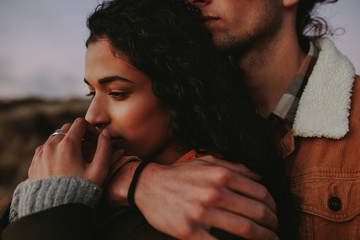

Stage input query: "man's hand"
[{"left": 106, "top": 156, "right": 279, "bottom": 240}]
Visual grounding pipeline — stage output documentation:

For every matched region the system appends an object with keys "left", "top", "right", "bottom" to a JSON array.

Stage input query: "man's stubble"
[{"left": 212, "top": 2, "right": 283, "bottom": 60}]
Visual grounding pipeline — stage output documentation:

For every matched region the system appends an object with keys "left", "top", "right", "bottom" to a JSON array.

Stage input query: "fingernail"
[{"left": 102, "top": 129, "right": 110, "bottom": 138}]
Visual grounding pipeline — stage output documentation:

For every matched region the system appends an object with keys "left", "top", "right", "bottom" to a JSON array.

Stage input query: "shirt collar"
[{"left": 270, "top": 41, "right": 319, "bottom": 124}]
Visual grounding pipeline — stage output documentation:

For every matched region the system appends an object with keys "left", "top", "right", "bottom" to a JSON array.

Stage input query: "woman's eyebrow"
[
  {"left": 98, "top": 76, "right": 133, "bottom": 84},
  {"left": 84, "top": 76, "right": 133, "bottom": 85}
]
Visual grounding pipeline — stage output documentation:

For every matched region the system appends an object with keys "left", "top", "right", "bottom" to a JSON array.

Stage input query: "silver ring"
[{"left": 52, "top": 129, "right": 65, "bottom": 136}]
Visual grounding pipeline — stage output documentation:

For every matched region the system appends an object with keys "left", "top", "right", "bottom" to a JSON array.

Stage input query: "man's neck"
[{"left": 238, "top": 34, "right": 306, "bottom": 118}]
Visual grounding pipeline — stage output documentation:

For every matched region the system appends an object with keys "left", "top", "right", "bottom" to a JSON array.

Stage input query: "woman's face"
[{"left": 84, "top": 39, "right": 182, "bottom": 163}]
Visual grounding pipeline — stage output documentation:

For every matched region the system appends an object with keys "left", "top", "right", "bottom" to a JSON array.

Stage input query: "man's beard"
[{"left": 212, "top": 3, "right": 283, "bottom": 57}]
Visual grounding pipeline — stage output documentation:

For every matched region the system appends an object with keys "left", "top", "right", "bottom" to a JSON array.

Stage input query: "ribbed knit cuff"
[{"left": 9, "top": 177, "right": 102, "bottom": 222}]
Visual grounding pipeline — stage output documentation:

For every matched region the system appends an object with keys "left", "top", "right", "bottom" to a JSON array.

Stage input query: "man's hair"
[{"left": 297, "top": 0, "right": 338, "bottom": 49}]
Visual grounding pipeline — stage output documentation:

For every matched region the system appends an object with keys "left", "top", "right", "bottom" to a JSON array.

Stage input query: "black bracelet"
[{"left": 127, "top": 159, "right": 153, "bottom": 209}]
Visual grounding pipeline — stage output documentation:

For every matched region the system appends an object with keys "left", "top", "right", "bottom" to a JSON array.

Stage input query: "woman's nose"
[
  {"left": 85, "top": 97, "right": 110, "bottom": 129},
  {"left": 187, "top": 0, "right": 212, "bottom": 7}
]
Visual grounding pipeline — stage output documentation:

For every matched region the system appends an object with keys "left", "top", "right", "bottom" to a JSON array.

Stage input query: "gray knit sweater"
[{"left": 9, "top": 177, "right": 102, "bottom": 222}]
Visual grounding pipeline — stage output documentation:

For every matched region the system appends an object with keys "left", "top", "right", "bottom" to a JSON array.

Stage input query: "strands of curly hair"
[
  {"left": 86, "top": 0, "right": 265, "bottom": 168},
  {"left": 86, "top": 0, "right": 299, "bottom": 238},
  {"left": 297, "top": 0, "right": 338, "bottom": 49}
]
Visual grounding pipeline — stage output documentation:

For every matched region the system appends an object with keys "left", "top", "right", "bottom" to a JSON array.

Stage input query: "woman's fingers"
[
  {"left": 28, "top": 118, "right": 114, "bottom": 188},
  {"left": 87, "top": 129, "right": 114, "bottom": 186},
  {"left": 65, "top": 118, "right": 87, "bottom": 146},
  {"left": 44, "top": 123, "right": 71, "bottom": 145},
  {"left": 83, "top": 120, "right": 100, "bottom": 142}
]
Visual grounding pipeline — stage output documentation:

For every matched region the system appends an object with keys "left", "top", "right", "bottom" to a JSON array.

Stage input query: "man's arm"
[{"left": 106, "top": 156, "right": 279, "bottom": 240}]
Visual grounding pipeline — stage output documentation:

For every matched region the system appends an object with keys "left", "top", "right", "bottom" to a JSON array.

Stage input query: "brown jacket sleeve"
[{"left": 0, "top": 204, "right": 93, "bottom": 240}]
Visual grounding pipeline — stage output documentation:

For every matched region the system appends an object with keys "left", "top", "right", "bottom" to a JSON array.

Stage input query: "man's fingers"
[
  {"left": 201, "top": 186, "right": 278, "bottom": 230},
  {"left": 207, "top": 166, "right": 277, "bottom": 214},
  {"left": 188, "top": 228, "right": 218, "bottom": 240},
  {"left": 227, "top": 174, "right": 277, "bottom": 214},
  {"left": 198, "top": 155, "right": 261, "bottom": 181},
  {"left": 177, "top": 225, "right": 218, "bottom": 240},
  {"left": 203, "top": 208, "right": 279, "bottom": 240}
]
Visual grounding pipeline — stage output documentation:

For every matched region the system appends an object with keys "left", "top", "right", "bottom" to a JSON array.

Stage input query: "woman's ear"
[{"left": 282, "top": 0, "right": 299, "bottom": 8}]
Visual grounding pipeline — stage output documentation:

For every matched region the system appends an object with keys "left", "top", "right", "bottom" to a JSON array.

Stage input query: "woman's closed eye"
[
  {"left": 85, "top": 90, "right": 130, "bottom": 100},
  {"left": 108, "top": 91, "right": 130, "bottom": 100},
  {"left": 86, "top": 91, "right": 96, "bottom": 99}
]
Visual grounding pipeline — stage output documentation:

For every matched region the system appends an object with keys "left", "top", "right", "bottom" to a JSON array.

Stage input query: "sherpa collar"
[{"left": 293, "top": 38, "right": 356, "bottom": 139}]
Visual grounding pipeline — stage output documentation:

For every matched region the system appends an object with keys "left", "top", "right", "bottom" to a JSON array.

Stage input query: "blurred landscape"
[{"left": 0, "top": 98, "right": 90, "bottom": 209}]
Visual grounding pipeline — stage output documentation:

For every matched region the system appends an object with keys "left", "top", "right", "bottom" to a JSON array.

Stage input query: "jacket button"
[{"left": 328, "top": 196, "right": 342, "bottom": 212}]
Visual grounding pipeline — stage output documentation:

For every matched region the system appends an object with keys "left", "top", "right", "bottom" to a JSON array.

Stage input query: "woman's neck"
[{"left": 150, "top": 142, "right": 189, "bottom": 165}]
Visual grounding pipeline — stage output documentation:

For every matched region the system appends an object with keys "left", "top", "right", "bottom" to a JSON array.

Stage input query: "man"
[
  {"left": 191, "top": 0, "right": 360, "bottom": 239},
  {"left": 2, "top": 0, "right": 359, "bottom": 240},
  {"left": 107, "top": 0, "right": 360, "bottom": 239}
]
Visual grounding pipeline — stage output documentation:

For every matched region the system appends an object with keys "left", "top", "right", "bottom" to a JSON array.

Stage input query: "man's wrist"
[
  {"left": 127, "top": 159, "right": 154, "bottom": 209},
  {"left": 113, "top": 161, "right": 141, "bottom": 201},
  {"left": 132, "top": 162, "right": 167, "bottom": 211},
  {"left": 105, "top": 160, "right": 165, "bottom": 209}
]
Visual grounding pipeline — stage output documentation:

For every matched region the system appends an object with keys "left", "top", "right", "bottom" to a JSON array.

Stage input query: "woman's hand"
[{"left": 28, "top": 118, "right": 114, "bottom": 187}]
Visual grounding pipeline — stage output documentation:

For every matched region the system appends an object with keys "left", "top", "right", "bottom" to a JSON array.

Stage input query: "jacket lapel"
[{"left": 293, "top": 38, "right": 356, "bottom": 139}]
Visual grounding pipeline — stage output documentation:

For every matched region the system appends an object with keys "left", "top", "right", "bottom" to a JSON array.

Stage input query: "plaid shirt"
[{"left": 268, "top": 41, "right": 319, "bottom": 158}]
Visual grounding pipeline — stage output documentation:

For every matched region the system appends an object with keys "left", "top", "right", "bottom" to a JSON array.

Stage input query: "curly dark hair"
[
  {"left": 87, "top": 0, "right": 299, "bottom": 238},
  {"left": 297, "top": 0, "right": 338, "bottom": 49}
]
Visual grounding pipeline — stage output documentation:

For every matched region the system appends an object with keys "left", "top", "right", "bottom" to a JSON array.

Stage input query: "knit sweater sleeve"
[{"left": 9, "top": 177, "right": 102, "bottom": 223}]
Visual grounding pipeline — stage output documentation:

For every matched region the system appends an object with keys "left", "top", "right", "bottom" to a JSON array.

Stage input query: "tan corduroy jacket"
[{"left": 282, "top": 39, "right": 360, "bottom": 239}]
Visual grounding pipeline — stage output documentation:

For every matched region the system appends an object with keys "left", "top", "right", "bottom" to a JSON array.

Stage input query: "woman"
[{"left": 7, "top": 0, "right": 298, "bottom": 239}]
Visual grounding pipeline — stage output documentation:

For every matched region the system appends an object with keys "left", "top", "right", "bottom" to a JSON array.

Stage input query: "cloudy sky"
[{"left": 0, "top": 0, "right": 359, "bottom": 100}]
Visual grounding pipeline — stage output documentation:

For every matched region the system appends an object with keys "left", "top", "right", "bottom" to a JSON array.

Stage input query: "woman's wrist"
[{"left": 9, "top": 177, "right": 101, "bottom": 222}]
